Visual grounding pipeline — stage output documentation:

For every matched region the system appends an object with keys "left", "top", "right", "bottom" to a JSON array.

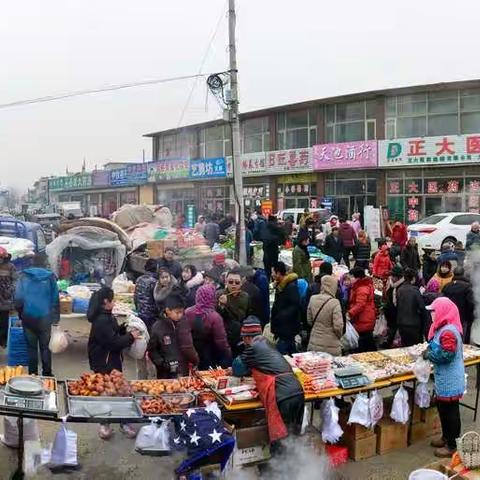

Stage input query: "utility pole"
[{"left": 228, "top": 0, "right": 246, "bottom": 265}]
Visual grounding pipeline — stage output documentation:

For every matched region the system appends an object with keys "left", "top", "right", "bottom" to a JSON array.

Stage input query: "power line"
[{"left": 0, "top": 73, "right": 209, "bottom": 110}]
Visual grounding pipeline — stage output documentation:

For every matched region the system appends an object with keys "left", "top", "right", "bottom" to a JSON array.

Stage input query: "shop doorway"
[
  {"left": 285, "top": 197, "right": 310, "bottom": 210},
  {"left": 333, "top": 196, "right": 375, "bottom": 221}
]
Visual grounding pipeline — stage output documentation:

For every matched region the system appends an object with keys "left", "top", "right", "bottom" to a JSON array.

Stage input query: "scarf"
[
  {"left": 190, "top": 283, "right": 216, "bottom": 316},
  {"left": 428, "top": 297, "right": 463, "bottom": 341}
]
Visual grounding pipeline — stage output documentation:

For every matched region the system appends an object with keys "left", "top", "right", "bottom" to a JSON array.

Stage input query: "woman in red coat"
[
  {"left": 372, "top": 244, "right": 393, "bottom": 280},
  {"left": 348, "top": 267, "right": 377, "bottom": 352}
]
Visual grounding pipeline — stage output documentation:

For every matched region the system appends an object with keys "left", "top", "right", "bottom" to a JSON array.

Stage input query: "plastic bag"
[
  {"left": 369, "top": 390, "right": 384, "bottom": 427},
  {"left": 413, "top": 357, "right": 432, "bottom": 383},
  {"left": 50, "top": 423, "right": 78, "bottom": 467},
  {"left": 341, "top": 321, "right": 359, "bottom": 351},
  {"left": 415, "top": 382, "right": 431, "bottom": 409},
  {"left": 112, "top": 273, "right": 134, "bottom": 294},
  {"left": 49, "top": 325, "right": 69, "bottom": 354},
  {"left": 390, "top": 385, "right": 410, "bottom": 424},
  {"left": 301, "top": 403, "right": 312, "bottom": 435},
  {"left": 373, "top": 313, "right": 388, "bottom": 338},
  {"left": 135, "top": 419, "right": 171, "bottom": 452},
  {"left": 126, "top": 314, "right": 150, "bottom": 360},
  {"left": 66, "top": 285, "right": 91, "bottom": 300},
  {"left": 262, "top": 323, "right": 276, "bottom": 344},
  {"left": 348, "top": 393, "right": 371, "bottom": 428},
  {"left": 320, "top": 399, "right": 343, "bottom": 444},
  {"left": 0, "top": 417, "right": 39, "bottom": 448}
]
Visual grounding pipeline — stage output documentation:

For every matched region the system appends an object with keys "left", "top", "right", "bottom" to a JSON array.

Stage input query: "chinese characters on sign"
[
  {"left": 189, "top": 158, "right": 227, "bottom": 179},
  {"left": 49, "top": 174, "right": 92, "bottom": 191},
  {"left": 266, "top": 148, "right": 312, "bottom": 174},
  {"left": 313, "top": 140, "right": 378, "bottom": 170},
  {"left": 379, "top": 134, "right": 480, "bottom": 166},
  {"left": 226, "top": 153, "right": 267, "bottom": 178},
  {"left": 148, "top": 159, "right": 189, "bottom": 182},
  {"left": 110, "top": 164, "right": 148, "bottom": 186}
]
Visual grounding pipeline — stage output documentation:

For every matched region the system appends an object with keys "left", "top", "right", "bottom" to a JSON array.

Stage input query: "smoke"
[{"left": 467, "top": 250, "right": 480, "bottom": 346}]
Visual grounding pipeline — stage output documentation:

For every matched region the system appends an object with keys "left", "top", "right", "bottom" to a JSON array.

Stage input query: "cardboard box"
[
  {"left": 343, "top": 433, "right": 377, "bottom": 461},
  {"left": 375, "top": 419, "right": 408, "bottom": 454},
  {"left": 59, "top": 299, "right": 73, "bottom": 315},
  {"left": 235, "top": 426, "right": 270, "bottom": 449},
  {"left": 423, "top": 406, "right": 442, "bottom": 435},
  {"left": 233, "top": 445, "right": 271, "bottom": 467},
  {"left": 410, "top": 421, "right": 430, "bottom": 444},
  {"left": 412, "top": 404, "right": 423, "bottom": 424},
  {"left": 339, "top": 410, "right": 374, "bottom": 440}
]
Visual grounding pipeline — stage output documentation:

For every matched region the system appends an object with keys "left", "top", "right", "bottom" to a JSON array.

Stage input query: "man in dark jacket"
[
  {"left": 443, "top": 267, "right": 475, "bottom": 343},
  {"left": 134, "top": 259, "right": 159, "bottom": 333},
  {"left": 204, "top": 215, "right": 220, "bottom": 248},
  {"left": 262, "top": 216, "right": 285, "bottom": 280},
  {"left": 396, "top": 268, "right": 429, "bottom": 346},
  {"left": 241, "top": 267, "right": 268, "bottom": 327},
  {"left": 400, "top": 237, "right": 421, "bottom": 273},
  {"left": 157, "top": 247, "right": 182, "bottom": 280},
  {"left": 466, "top": 221, "right": 480, "bottom": 251},
  {"left": 338, "top": 217, "right": 357, "bottom": 268},
  {"left": 323, "top": 227, "right": 344, "bottom": 263},
  {"left": 422, "top": 248, "right": 438, "bottom": 284},
  {"left": 382, "top": 265, "right": 404, "bottom": 347},
  {"left": 271, "top": 262, "right": 301, "bottom": 355}
]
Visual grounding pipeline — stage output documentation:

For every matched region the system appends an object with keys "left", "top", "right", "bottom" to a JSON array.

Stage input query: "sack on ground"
[
  {"left": 50, "top": 423, "right": 78, "bottom": 467},
  {"left": 415, "top": 382, "right": 431, "bottom": 409},
  {"left": 49, "top": 325, "right": 69, "bottom": 354},
  {"left": 0, "top": 417, "right": 39, "bottom": 448},
  {"left": 348, "top": 392, "right": 371, "bottom": 428},
  {"left": 369, "top": 390, "right": 384, "bottom": 427},
  {"left": 341, "top": 321, "right": 359, "bottom": 351},
  {"left": 320, "top": 399, "right": 343, "bottom": 444},
  {"left": 135, "top": 419, "right": 171, "bottom": 451},
  {"left": 390, "top": 385, "right": 410, "bottom": 424}
]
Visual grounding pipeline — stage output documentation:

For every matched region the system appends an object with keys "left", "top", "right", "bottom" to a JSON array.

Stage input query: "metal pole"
[{"left": 228, "top": 0, "right": 246, "bottom": 265}]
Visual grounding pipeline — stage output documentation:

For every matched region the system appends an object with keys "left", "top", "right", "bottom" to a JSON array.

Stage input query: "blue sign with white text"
[{"left": 189, "top": 158, "right": 227, "bottom": 179}]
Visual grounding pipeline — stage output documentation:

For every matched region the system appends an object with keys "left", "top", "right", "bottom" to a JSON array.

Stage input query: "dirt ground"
[{"left": 0, "top": 316, "right": 477, "bottom": 479}]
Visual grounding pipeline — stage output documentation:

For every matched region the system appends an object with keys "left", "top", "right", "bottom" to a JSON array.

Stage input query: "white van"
[{"left": 277, "top": 208, "right": 331, "bottom": 227}]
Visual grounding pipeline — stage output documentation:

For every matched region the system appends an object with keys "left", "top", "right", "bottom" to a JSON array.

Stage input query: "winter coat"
[
  {"left": 323, "top": 234, "right": 344, "bottom": 263},
  {"left": 180, "top": 272, "right": 204, "bottom": 308},
  {"left": 15, "top": 268, "right": 59, "bottom": 329},
  {"left": 87, "top": 300, "right": 134, "bottom": 374},
  {"left": 348, "top": 277, "right": 376, "bottom": 334},
  {"left": 466, "top": 230, "right": 480, "bottom": 251},
  {"left": 372, "top": 249, "right": 393, "bottom": 279},
  {"left": 400, "top": 245, "right": 421, "bottom": 272},
  {"left": 422, "top": 255, "right": 437, "bottom": 284},
  {"left": 271, "top": 273, "right": 302, "bottom": 340},
  {"left": 153, "top": 277, "right": 179, "bottom": 312},
  {"left": 396, "top": 282, "right": 428, "bottom": 331},
  {"left": 431, "top": 272, "right": 454, "bottom": 292},
  {"left": 157, "top": 258, "right": 183, "bottom": 280},
  {"left": 292, "top": 245, "right": 312, "bottom": 283},
  {"left": 134, "top": 273, "right": 158, "bottom": 332},
  {"left": 147, "top": 315, "right": 199, "bottom": 379},
  {"left": 204, "top": 222, "right": 220, "bottom": 247},
  {"left": 307, "top": 276, "right": 344, "bottom": 356},
  {"left": 392, "top": 223, "right": 408, "bottom": 249},
  {"left": 253, "top": 268, "right": 270, "bottom": 326},
  {"left": 0, "top": 260, "right": 17, "bottom": 312},
  {"left": 355, "top": 239, "right": 371, "bottom": 263},
  {"left": 339, "top": 223, "right": 356, "bottom": 248},
  {"left": 242, "top": 280, "right": 268, "bottom": 327}
]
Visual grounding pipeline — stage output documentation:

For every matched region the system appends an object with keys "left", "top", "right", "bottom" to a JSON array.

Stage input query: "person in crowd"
[
  {"left": 194, "top": 215, "right": 206, "bottom": 235},
  {"left": 217, "top": 269, "right": 250, "bottom": 357},
  {"left": 241, "top": 267, "right": 268, "bottom": 327},
  {"left": 350, "top": 212, "right": 362, "bottom": 236},
  {"left": 372, "top": 244, "right": 393, "bottom": 281},
  {"left": 391, "top": 220, "right": 408, "bottom": 258},
  {"left": 347, "top": 267, "right": 376, "bottom": 352},
  {"left": 0, "top": 248, "right": 17, "bottom": 347},
  {"left": 323, "top": 226, "right": 344, "bottom": 263},
  {"left": 396, "top": 268, "right": 428, "bottom": 347},
  {"left": 185, "top": 284, "right": 231, "bottom": 369},
  {"left": 466, "top": 221, "right": 480, "bottom": 251},
  {"left": 339, "top": 273, "right": 352, "bottom": 314},
  {"left": 15, "top": 266, "right": 59, "bottom": 377},
  {"left": 324, "top": 215, "right": 339, "bottom": 237},
  {"left": 252, "top": 209, "right": 267, "bottom": 240},
  {"left": 232, "top": 316, "right": 305, "bottom": 441},
  {"left": 204, "top": 215, "right": 220, "bottom": 248},
  {"left": 157, "top": 246, "right": 182, "bottom": 280},
  {"left": 431, "top": 260, "right": 454, "bottom": 292},
  {"left": 424, "top": 278, "right": 441, "bottom": 305},
  {"left": 203, "top": 269, "right": 222, "bottom": 289},
  {"left": 180, "top": 264, "right": 204, "bottom": 308},
  {"left": 338, "top": 217, "right": 357, "bottom": 268},
  {"left": 454, "top": 241, "right": 466, "bottom": 267},
  {"left": 283, "top": 215, "right": 294, "bottom": 239},
  {"left": 271, "top": 262, "right": 302, "bottom": 355},
  {"left": 134, "top": 259, "right": 159, "bottom": 333},
  {"left": 292, "top": 230, "right": 312, "bottom": 283},
  {"left": 424, "top": 297, "right": 465, "bottom": 458},
  {"left": 382, "top": 265, "right": 404, "bottom": 348},
  {"left": 422, "top": 248, "right": 438, "bottom": 285},
  {"left": 308, "top": 262, "right": 334, "bottom": 297},
  {"left": 437, "top": 243, "right": 458, "bottom": 267},
  {"left": 400, "top": 237, "right": 421, "bottom": 272},
  {"left": 87, "top": 286, "right": 140, "bottom": 440},
  {"left": 218, "top": 214, "right": 234, "bottom": 236},
  {"left": 209, "top": 253, "right": 228, "bottom": 287},
  {"left": 443, "top": 266, "right": 475, "bottom": 343},
  {"left": 262, "top": 216, "right": 285, "bottom": 280},
  {"left": 252, "top": 267, "right": 270, "bottom": 327},
  {"left": 245, "top": 221, "right": 254, "bottom": 265},
  {"left": 307, "top": 275, "right": 344, "bottom": 356},
  {"left": 354, "top": 230, "right": 371, "bottom": 270},
  {"left": 154, "top": 268, "right": 179, "bottom": 312}
]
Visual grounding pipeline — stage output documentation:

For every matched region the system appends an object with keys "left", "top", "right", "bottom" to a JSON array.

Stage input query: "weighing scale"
[{"left": 334, "top": 367, "right": 371, "bottom": 390}]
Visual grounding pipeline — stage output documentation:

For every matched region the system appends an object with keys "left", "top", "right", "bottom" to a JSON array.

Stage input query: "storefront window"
[
  {"left": 200, "top": 125, "right": 232, "bottom": 158},
  {"left": 461, "top": 89, "right": 480, "bottom": 134},
  {"left": 200, "top": 185, "right": 231, "bottom": 214},
  {"left": 157, "top": 130, "right": 196, "bottom": 159},
  {"left": 120, "top": 191, "right": 137, "bottom": 206},
  {"left": 157, "top": 187, "right": 196, "bottom": 215},
  {"left": 242, "top": 117, "right": 270, "bottom": 153},
  {"left": 277, "top": 109, "right": 317, "bottom": 149},
  {"left": 243, "top": 183, "right": 269, "bottom": 209},
  {"left": 277, "top": 182, "right": 317, "bottom": 209}
]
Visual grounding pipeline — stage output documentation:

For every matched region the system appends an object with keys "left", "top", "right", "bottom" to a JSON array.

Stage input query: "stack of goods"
[
  {"left": 66, "top": 285, "right": 92, "bottom": 314},
  {"left": 138, "top": 394, "right": 195, "bottom": 415},
  {"left": 0, "top": 237, "right": 35, "bottom": 261},
  {"left": 352, "top": 351, "right": 413, "bottom": 381},
  {"left": 0, "top": 366, "right": 28, "bottom": 384},
  {"left": 196, "top": 368, "right": 232, "bottom": 389},
  {"left": 59, "top": 293, "right": 73, "bottom": 315},
  {"left": 405, "top": 343, "right": 428, "bottom": 357},
  {"left": 7, "top": 317, "right": 29, "bottom": 367},
  {"left": 131, "top": 377, "right": 206, "bottom": 395},
  {"left": 463, "top": 344, "right": 480, "bottom": 361},
  {"left": 67, "top": 370, "right": 133, "bottom": 397},
  {"left": 293, "top": 352, "right": 336, "bottom": 393}
]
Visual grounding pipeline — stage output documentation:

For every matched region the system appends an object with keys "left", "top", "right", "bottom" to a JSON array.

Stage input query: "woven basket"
[{"left": 457, "top": 431, "right": 480, "bottom": 469}]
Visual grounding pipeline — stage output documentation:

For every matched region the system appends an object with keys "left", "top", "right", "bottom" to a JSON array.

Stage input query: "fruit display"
[
  {"left": 139, "top": 393, "right": 195, "bottom": 415},
  {"left": 68, "top": 370, "right": 133, "bottom": 397},
  {"left": 131, "top": 377, "right": 205, "bottom": 395},
  {"left": 0, "top": 366, "right": 28, "bottom": 384}
]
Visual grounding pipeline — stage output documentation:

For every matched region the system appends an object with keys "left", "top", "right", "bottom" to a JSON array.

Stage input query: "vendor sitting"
[{"left": 232, "top": 316, "right": 305, "bottom": 443}]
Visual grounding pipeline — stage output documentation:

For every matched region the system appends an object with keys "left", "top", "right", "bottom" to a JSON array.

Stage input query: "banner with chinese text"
[
  {"left": 147, "top": 159, "right": 189, "bottom": 182},
  {"left": 226, "top": 152, "right": 266, "bottom": 177},
  {"left": 265, "top": 148, "right": 312, "bottom": 174},
  {"left": 110, "top": 163, "right": 148, "bottom": 186},
  {"left": 49, "top": 174, "right": 92, "bottom": 191},
  {"left": 313, "top": 140, "right": 377, "bottom": 170},
  {"left": 189, "top": 157, "right": 227, "bottom": 179}
]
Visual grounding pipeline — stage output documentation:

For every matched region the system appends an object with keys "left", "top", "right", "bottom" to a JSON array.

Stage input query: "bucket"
[{"left": 408, "top": 469, "right": 448, "bottom": 480}]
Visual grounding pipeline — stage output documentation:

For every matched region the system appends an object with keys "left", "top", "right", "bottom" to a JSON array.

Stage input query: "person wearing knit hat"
[{"left": 240, "top": 316, "right": 263, "bottom": 338}]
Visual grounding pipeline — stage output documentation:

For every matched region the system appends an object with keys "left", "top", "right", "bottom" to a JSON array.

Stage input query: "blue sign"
[
  {"left": 321, "top": 197, "right": 333, "bottom": 208},
  {"left": 189, "top": 158, "right": 226, "bottom": 179},
  {"left": 110, "top": 164, "right": 148, "bottom": 186}
]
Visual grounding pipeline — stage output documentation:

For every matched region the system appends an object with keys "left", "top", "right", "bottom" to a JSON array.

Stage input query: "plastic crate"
[{"left": 7, "top": 316, "right": 29, "bottom": 367}]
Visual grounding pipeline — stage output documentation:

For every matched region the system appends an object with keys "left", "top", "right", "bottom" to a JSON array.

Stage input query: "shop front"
[
  {"left": 380, "top": 133, "right": 480, "bottom": 223},
  {"left": 156, "top": 182, "right": 196, "bottom": 215}
]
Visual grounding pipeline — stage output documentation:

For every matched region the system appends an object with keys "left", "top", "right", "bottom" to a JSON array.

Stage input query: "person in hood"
[
  {"left": 431, "top": 260, "right": 454, "bottom": 292},
  {"left": 185, "top": 284, "right": 231, "bottom": 369},
  {"left": 15, "top": 267, "right": 59, "bottom": 376},
  {"left": 391, "top": 220, "right": 408, "bottom": 251},
  {"left": 180, "top": 264, "right": 204, "bottom": 308},
  {"left": 134, "top": 259, "right": 159, "bottom": 333},
  {"left": 307, "top": 275, "right": 344, "bottom": 356},
  {"left": 424, "top": 297, "right": 465, "bottom": 458},
  {"left": 209, "top": 253, "right": 227, "bottom": 288},
  {"left": 382, "top": 264, "right": 404, "bottom": 348},
  {"left": 373, "top": 244, "right": 393, "bottom": 281},
  {"left": 442, "top": 267, "right": 475, "bottom": 343},
  {"left": 271, "top": 262, "right": 302, "bottom": 355},
  {"left": 0, "top": 248, "right": 17, "bottom": 347},
  {"left": 466, "top": 221, "right": 480, "bottom": 251},
  {"left": 354, "top": 230, "right": 371, "bottom": 270},
  {"left": 422, "top": 248, "right": 438, "bottom": 285},
  {"left": 148, "top": 294, "right": 198, "bottom": 379},
  {"left": 400, "top": 237, "right": 421, "bottom": 272},
  {"left": 347, "top": 267, "right": 376, "bottom": 352},
  {"left": 338, "top": 217, "right": 357, "bottom": 268},
  {"left": 157, "top": 247, "right": 182, "bottom": 280},
  {"left": 323, "top": 226, "right": 344, "bottom": 264},
  {"left": 204, "top": 215, "right": 220, "bottom": 248},
  {"left": 232, "top": 317, "right": 304, "bottom": 443},
  {"left": 87, "top": 286, "right": 140, "bottom": 440},
  {"left": 154, "top": 268, "right": 179, "bottom": 312},
  {"left": 292, "top": 230, "right": 312, "bottom": 283}
]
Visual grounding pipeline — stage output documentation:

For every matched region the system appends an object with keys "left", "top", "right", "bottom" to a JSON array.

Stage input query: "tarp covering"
[{"left": 112, "top": 205, "right": 155, "bottom": 230}]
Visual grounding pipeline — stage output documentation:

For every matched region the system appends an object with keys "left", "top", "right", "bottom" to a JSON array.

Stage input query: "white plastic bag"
[
  {"left": 112, "top": 273, "right": 134, "bottom": 294},
  {"left": 301, "top": 403, "right": 312, "bottom": 435},
  {"left": 415, "top": 382, "right": 431, "bottom": 408},
  {"left": 320, "top": 399, "right": 343, "bottom": 444},
  {"left": 348, "top": 393, "right": 371, "bottom": 428},
  {"left": 341, "top": 321, "right": 359, "bottom": 351},
  {"left": 66, "top": 285, "right": 91, "bottom": 300},
  {"left": 369, "top": 390, "right": 384, "bottom": 427},
  {"left": 50, "top": 423, "right": 78, "bottom": 467},
  {"left": 135, "top": 419, "right": 171, "bottom": 451},
  {"left": 373, "top": 313, "right": 388, "bottom": 338},
  {"left": 413, "top": 357, "right": 432, "bottom": 383},
  {"left": 0, "top": 417, "right": 39, "bottom": 448},
  {"left": 390, "top": 385, "right": 410, "bottom": 424},
  {"left": 126, "top": 314, "right": 150, "bottom": 360},
  {"left": 49, "top": 325, "right": 69, "bottom": 354}
]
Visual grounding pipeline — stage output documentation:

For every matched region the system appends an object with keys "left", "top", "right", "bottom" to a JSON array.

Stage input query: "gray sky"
[{"left": 2, "top": 0, "right": 479, "bottom": 191}]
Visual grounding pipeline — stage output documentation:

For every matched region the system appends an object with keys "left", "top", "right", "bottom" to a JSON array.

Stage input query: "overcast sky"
[{"left": 2, "top": 0, "right": 479, "bottom": 191}]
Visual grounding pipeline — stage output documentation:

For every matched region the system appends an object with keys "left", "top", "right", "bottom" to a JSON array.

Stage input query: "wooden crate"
[
  {"left": 375, "top": 418, "right": 408, "bottom": 454},
  {"left": 343, "top": 432, "right": 377, "bottom": 461}
]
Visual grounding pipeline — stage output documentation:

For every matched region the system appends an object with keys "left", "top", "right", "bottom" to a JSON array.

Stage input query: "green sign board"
[{"left": 49, "top": 174, "right": 93, "bottom": 191}]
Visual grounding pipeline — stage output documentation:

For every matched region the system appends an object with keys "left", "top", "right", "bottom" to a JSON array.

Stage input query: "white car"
[{"left": 407, "top": 212, "right": 480, "bottom": 251}]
